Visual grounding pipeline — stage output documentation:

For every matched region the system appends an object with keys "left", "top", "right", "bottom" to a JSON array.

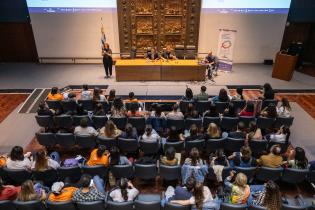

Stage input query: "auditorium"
[{"left": 0, "top": 0, "right": 315, "bottom": 209}]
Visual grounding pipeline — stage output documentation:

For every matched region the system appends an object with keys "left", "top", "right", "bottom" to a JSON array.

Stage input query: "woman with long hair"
[
  {"left": 109, "top": 146, "right": 131, "bottom": 166},
  {"left": 107, "top": 89, "right": 116, "bottom": 102},
  {"left": 102, "top": 42, "right": 113, "bottom": 78},
  {"left": 119, "top": 123, "right": 138, "bottom": 139},
  {"left": 247, "top": 121, "right": 262, "bottom": 140},
  {"left": 224, "top": 172, "right": 250, "bottom": 204},
  {"left": 205, "top": 123, "right": 221, "bottom": 139},
  {"left": 277, "top": 97, "right": 291, "bottom": 117},
  {"left": 111, "top": 98, "right": 126, "bottom": 117},
  {"left": 212, "top": 88, "right": 230, "bottom": 103},
  {"left": 288, "top": 147, "right": 308, "bottom": 169},
  {"left": 93, "top": 87, "right": 106, "bottom": 102},
  {"left": 204, "top": 103, "right": 219, "bottom": 117},
  {"left": 6, "top": 146, "right": 32, "bottom": 170},
  {"left": 261, "top": 103, "right": 277, "bottom": 118},
  {"left": 86, "top": 145, "right": 109, "bottom": 167},
  {"left": 17, "top": 180, "right": 46, "bottom": 201},
  {"left": 166, "top": 126, "right": 185, "bottom": 142},
  {"left": 31, "top": 149, "right": 59, "bottom": 171},
  {"left": 182, "top": 88, "right": 194, "bottom": 101},
  {"left": 109, "top": 178, "right": 139, "bottom": 202},
  {"left": 184, "top": 147, "right": 204, "bottom": 166},
  {"left": 262, "top": 83, "right": 274, "bottom": 100},
  {"left": 99, "top": 120, "right": 122, "bottom": 138}
]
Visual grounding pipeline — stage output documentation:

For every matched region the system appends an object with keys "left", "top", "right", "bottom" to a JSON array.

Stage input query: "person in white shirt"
[
  {"left": 166, "top": 104, "right": 184, "bottom": 120},
  {"left": 141, "top": 125, "right": 160, "bottom": 142},
  {"left": 269, "top": 126, "right": 290, "bottom": 143},
  {"left": 74, "top": 118, "right": 98, "bottom": 136},
  {"left": 6, "top": 146, "right": 32, "bottom": 170},
  {"left": 109, "top": 178, "right": 139, "bottom": 202},
  {"left": 31, "top": 149, "right": 60, "bottom": 171},
  {"left": 81, "top": 84, "right": 92, "bottom": 100},
  {"left": 277, "top": 97, "right": 291, "bottom": 118}
]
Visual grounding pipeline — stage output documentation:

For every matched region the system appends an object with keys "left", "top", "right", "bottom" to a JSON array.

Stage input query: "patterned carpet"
[{"left": 0, "top": 94, "right": 28, "bottom": 123}]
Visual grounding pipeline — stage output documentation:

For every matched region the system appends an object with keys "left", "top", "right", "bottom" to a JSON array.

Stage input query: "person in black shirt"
[
  {"left": 162, "top": 46, "right": 176, "bottom": 60},
  {"left": 228, "top": 122, "right": 247, "bottom": 139},
  {"left": 204, "top": 51, "right": 218, "bottom": 79},
  {"left": 102, "top": 43, "right": 113, "bottom": 78},
  {"left": 37, "top": 102, "right": 54, "bottom": 116},
  {"left": 262, "top": 83, "right": 274, "bottom": 100}
]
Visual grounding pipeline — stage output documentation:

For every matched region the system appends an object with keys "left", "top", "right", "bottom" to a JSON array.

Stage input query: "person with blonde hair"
[
  {"left": 205, "top": 123, "right": 221, "bottom": 139},
  {"left": 99, "top": 120, "right": 122, "bottom": 138},
  {"left": 31, "top": 149, "right": 60, "bottom": 171},
  {"left": 17, "top": 180, "right": 46, "bottom": 202},
  {"left": 224, "top": 172, "right": 250, "bottom": 204}
]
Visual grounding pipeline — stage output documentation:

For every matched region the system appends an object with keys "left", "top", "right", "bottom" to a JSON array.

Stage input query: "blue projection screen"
[
  {"left": 26, "top": 0, "right": 117, "bottom": 13},
  {"left": 202, "top": 0, "right": 291, "bottom": 14}
]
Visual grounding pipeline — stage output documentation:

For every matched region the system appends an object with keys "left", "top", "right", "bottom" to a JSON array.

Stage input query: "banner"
[{"left": 217, "top": 29, "right": 237, "bottom": 72}]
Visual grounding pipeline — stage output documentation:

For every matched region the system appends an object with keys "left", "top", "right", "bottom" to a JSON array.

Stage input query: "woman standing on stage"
[{"left": 102, "top": 43, "right": 113, "bottom": 78}]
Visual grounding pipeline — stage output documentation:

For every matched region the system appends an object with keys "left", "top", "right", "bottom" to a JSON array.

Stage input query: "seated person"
[
  {"left": 75, "top": 103, "right": 88, "bottom": 116},
  {"left": 185, "top": 124, "right": 204, "bottom": 142},
  {"left": 120, "top": 123, "right": 138, "bottom": 139},
  {"left": 261, "top": 83, "right": 275, "bottom": 100},
  {"left": 37, "top": 102, "right": 54, "bottom": 116},
  {"left": 205, "top": 123, "right": 221, "bottom": 140},
  {"left": 161, "top": 147, "right": 180, "bottom": 166},
  {"left": 203, "top": 103, "right": 219, "bottom": 117},
  {"left": 99, "top": 120, "right": 122, "bottom": 138},
  {"left": 247, "top": 121, "right": 262, "bottom": 140},
  {"left": 261, "top": 103, "right": 277, "bottom": 118},
  {"left": 239, "top": 102, "right": 255, "bottom": 117},
  {"left": 204, "top": 51, "right": 218, "bottom": 78},
  {"left": 181, "top": 88, "right": 194, "bottom": 101},
  {"left": 223, "top": 103, "right": 237, "bottom": 117},
  {"left": 72, "top": 174, "right": 106, "bottom": 202},
  {"left": 277, "top": 97, "right": 291, "bottom": 118},
  {"left": 107, "top": 89, "right": 116, "bottom": 102},
  {"left": 94, "top": 103, "right": 106, "bottom": 116},
  {"left": 92, "top": 87, "right": 106, "bottom": 102},
  {"left": 48, "top": 181, "right": 78, "bottom": 202},
  {"left": 126, "top": 92, "right": 138, "bottom": 103},
  {"left": 6, "top": 146, "right": 32, "bottom": 170},
  {"left": 184, "top": 104, "right": 199, "bottom": 119},
  {"left": 150, "top": 103, "right": 166, "bottom": 118},
  {"left": 210, "top": 149, "right": 229, "bottom": 167},
  {"left": 109, "top": 178, "right": 139, "bottom": 202},
  {"left": 257, "top": 145, "right": 283, "bottom": 168},
  {"left": 109, "top": 146, "right": 131, "bottom": 165},
  {"left": 162, "top": 46, "right": 176, "bottom": 60},
  {"left": 111, "top": 98, "right": 126, "bottom": 117},
  {"left": 211, "top": 89, "right": 230, "bottom": 103},
  {"left": 166, "top": 126, "right": 185, "bottom": 142},
  {"left": 164, "top": 176, "right": 196, "bottom": 202},
  {"left": 228, "top": 122, "right": 246, "bottom": 139},
  {"left": 74, "top": 118, "right": 98, "bottom": 136},
  {"left": 166, "top": 104, "right": 184, "bottom": 120},
  {"left": 269, "top": 126, "right": 290, "bottom": 143},
  {"left": 184, "top": 148, "right": 204, "bottom": 166},
  {"left": 80, "top": 84, "right": 92, "bottom": 100},
  {"left": 229, "top": 146, "right": 256, "bottom": 167},
  {"left": 31, "top": 149, "right": 60, "bottom": 171},
  {"left": 232, "top": 87, "right": 245, "bottom": 101},
  {"left": 224, "top": 172, "right": 250, "bottom": 204},
  {"left": 141, "top": 124, "right": 160, "bottom": 142},
  {"left": 86, "top": 145, "right": 109, "bottom": 167},
  {"left": 194, "top": 86, "right": 209, "bottom": 101},
  {"left": 287, "top": 147, "right": 308, "bottom": 169},
  {"left": 127, "top": 103, "right": 142, "bottom": 117},
  {"left": 145, "top": 47, "right": 159, "bottom": 60},
  {"left": 0, "top": 176, "right": 20, "bottom": 201},
  {"left": 47, "top": 87, "right": 64, "bottom": 101},
  {"left": 17, "top": 180, "right": 46, "bottom": 202}
]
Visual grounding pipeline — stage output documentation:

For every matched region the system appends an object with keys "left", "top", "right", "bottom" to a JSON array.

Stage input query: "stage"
[{"left": 0, "top": 63, "right": 314, "bottom": 95}]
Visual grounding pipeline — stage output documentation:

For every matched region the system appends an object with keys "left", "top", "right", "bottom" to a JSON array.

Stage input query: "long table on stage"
[{"left": 115, "top": 59, "right": 206, "bottom": 81}]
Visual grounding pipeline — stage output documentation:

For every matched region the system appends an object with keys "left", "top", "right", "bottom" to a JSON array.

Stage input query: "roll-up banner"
[{"left": 217, "top": 29, "right": 237, "bottom": 72}]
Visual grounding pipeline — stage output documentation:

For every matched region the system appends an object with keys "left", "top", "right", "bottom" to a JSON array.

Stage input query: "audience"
[
  {"left": 269, "top": 126, "right": 290, "bottom": 143},
  {"left": 257, "top": 145, "right": 283, "bottom": 168},
  {"left": 109, "top": 146, "right": 131, "bottom": 165},
  {"left": 204, "top": 103, "right": 219, "bottom": 117},
  {"left": 166, "top": 104, "right": 184, "bottom": 120},
  {"left": 223, "top": 103, "right": 237, "bottom": 117},
  {"left": 111, "top": 98, "right": 126, "bottom": 117},
  {"left": 224, "top": 172, "right": 250, "bottom": 204},
  {"left": 261, "top": 83, "right": 275, "bottom": 100},
  {"left": 6, "top": 146, "right": 32, "bottom": 170},
  {"left": 164, "top": 176, "right": 196, "bottom": 202},
  {"left": 228, "top": 122, "right": 246, "bottom": 139},
  {"left": 141, "top": 124, "right": 160, "bottom": 142},
  {"left": 247, "top": 121, "right": 262, "bottom": 140},
  {"left": 126, "top": 92, "right": 138, "bottom": 103},
  {"left": 166, "top": 126, "right": 185, "bottom": 142},
  {"left": 261, "top": 103, "right": 277, "bottom": 118},
  {"left": 239, "top": 102, "right": 255, "bottom": 117},
  {"left": 127, "top": 103, "right": 142, "bottom": 117},
  {"left": 99, "top": 120, "right": 122, "bottom": 138},
  {"left": 92, "top": 87, "right": 106, "bottom": 102},
  {"left": 212, "top": 88, "right": 230, "bottom": 103},
  {"left": 37, "top": 102, "right": 54, "bottom": 116},
  {"left": 31, "top": 149, "right": 60, "bottom": 171},
  {"left": 229, "top": 146, "right": 256, "bottom": 167},
  {"left": 184, "top": 103, "right": 198, "bottom": 119},
  {"left": 182, "top": 88, "right": 194, "bottom": 101},
  {"left": 120, "top": 123, "right": 138, "bottom": 139},
  {"left": 81, "top": 84, "right": 92, "bottom": 100},
  {"left": 0, "top": 176, "right": 20, "bottom": 201},
  {"left": 48, "top": 181, "right": 78, "bottom": 202},
  {"left": 277, "top": 97, "right": 291, "bottom": 118},
  {"left": 194, "top": 86, "right": 209, "bottom": 101},
  {"left": 210, "top": 149, "right": 229, "bottom": 167},
  {"left": 107, "top": 89, "right": 116, "bottom": 102},
  {"left": 184, "top": 148, "right": 204, "bottom": 166},
  {"left": 47, "top": 87, "right": 64, "bottom": 101},
  {"left": 161, "top": 147, "right": 179, "bottom": 166},
  {"left": 94, "top": 103, "right": 105, "bottom": 116},
  {"left": 86, "top": 145, "right": 109, "bottom": 167},
  {"left": 205, "top": 123, "right": 221, "bottom": 139},
  {"left": 17, "top": 180, "right": 46, "bottom": 202},
  {"left": 109, "top": 178, "right": 139, "bottom": 202},
  {"left": 287, "top": 147, "right": 308, "bottom": 169},
  {"left": 150, "top": 103, "right": 166, "bottom": 118},
  {"left": 74, "top": 118, "right": 98, "bottom": 136},
  {"left": 232, "top": 87, "right": 245, "bottom": 101},
  {"left": 185, "top": 124, "right": 203, "bottom": 141}
]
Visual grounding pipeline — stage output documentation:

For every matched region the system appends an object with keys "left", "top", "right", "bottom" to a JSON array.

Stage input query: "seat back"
[
  {"left": 32, "top": 169, "right": 58, "bottom": 186},
  {"left": 275, "top": 116, "right": 294, "bottom": 128},
  {"left": 57, "top": 166, "right": 82, "bottom": 183},
  {"left": 107, "top": 200, "right": 134, "bottom": 210},
  {"left": 96, "top": 100, "right": 110, "bottom": 113},
  {"left": 185, "top": 139, "right": 205, "bottom": 152},
  {"left": 203, "top": 117, "right": 221, "bottom": 128},
  {"left": 221, "top": 117, "right": 239, "bottom": 131},
  {"left": 125, "top": 102, "right": 139, "bottom": 111},
  {"left": 134, "top": 163, "right": 157, "bottom": 180},
  {"left": 118, "top": 138, "right": 138, "bottom": 153},
  {"left": 61, "top": 100, "right": 77, "bottom": 113},
  {"left": 249, "top": 205, "right": 267, "bottom": 210},
  {"left": 167, "top": 119, "right": 185, "bottom": 131},
  {"left": 54, "top": 115, "right": 73, "bottom": 129},
  {"left": 77, "top": 99, "right": 94, "bottom": 111},
  {"left": 268, "top": 141, "right": 289, "bottom": 154},
  {"left": 160, "top": 164, "right": 181, "bottom": 181},
  {"left": 97, "top": 136, "right": 117, "bottom": 149},
  {"left": 46, "top": 200, "right": 77, "bottom": 210},
  {"left": 185, "top": 45, "right": 196, "bottom": 59},
  {"left": 220, "top": 203, "right": 248, "bottom": 210},
  {"left": 282, "top": 168, "right": 309, "bottom": 184},
  {"left": 14, "top": 200, "right": 46, "bottom": 210},
  {"left": 231, "top": 100, "right": 246, "bottom": 112},
  {"left": 56, "top": 133, "right": 76, "bottom": 148},
  {"left": 238, "top": 116, "right": 256, "bottom": 127},
  {"left": 225, "top": 137, "right": 245, "bottom": 153},
  {"left": 0, "top": 200, "right": 16, "bottom": 210},
  {"left": 281, "top": 204, "right": 309, "bottom": 210},
  {"left": 164, "top": 141, "right": 184, "bottom": 153},
  {"left": 256, "top": 167, "right": 283, "bottom": 182},
  {"left": 165, "top": 202, "right": 191, "bottom": 210},
  {"left": 257, "top": 117, "right": 275, "bottom": 129},
  {"left": 92, "top": 116, "right": 108, "bottom": 129},
  {"left": 179, "top": 101, "right": 192, "bottom": 113},
  {"left": 205, "top": 138, "right": 226, "bottom": 154},
  {"left": 36, "top": 132, "right": 56, "bottom": 147},
  {"left": 76, "top": 201, "right": 106, "bottom": 210},
  {"left": 261, "top": 99, "right": 278, "bottom": 110},
  {"left": 234, "top": 167, "right": 256, "bottom": 182},
  {"left": 110, "top": 117, "right": 128, "bottom": 130},
  {"left": 35, "top": 115, "right": 54, "bottom": 128},
  {"left": 75, "top": 135, "right": 96, "bottom": 149},
  {"left": 73, "top": 115, "right": 89, "bottom": 126},
  {"left": 128, "top": 117, "right": 146, "bottom": 133},
  {"left": 139, "top": 141, "right": 160, "bottom": 155},
  {"left": 135, "top": 194, "right": 161, "bottom": 210},
  {"left": 249, "top": 139, "right": 268, "bottom": 158},
  {"left": 184, "top": 118, "right": 202, "bottom": 130},
  {"left": 81, "top": 165, "right": 108, "bottom": 179},
  {"left": 3, "top": 168, "right": 32, "bottom": 185},
  {"left": 215, "top": 102, "right": 229, "bottom": 114},
  {"left": 196, "top": 101, "right": 211, "bottom": 114},
  {"left": 46, "top": 100, "right": 62, "bottom": 110},
  {"left": 111, "top": 165, "right": 134, "bottom": 179}
]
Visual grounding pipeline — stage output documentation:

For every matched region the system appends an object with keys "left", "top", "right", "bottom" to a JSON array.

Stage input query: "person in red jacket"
[{"left": 0, "top": 176, "right": 20, "bottom": 201}]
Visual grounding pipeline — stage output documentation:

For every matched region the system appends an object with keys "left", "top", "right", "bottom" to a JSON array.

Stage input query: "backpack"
[{"left": 63, "top": 158, "right": 79, "bottom": 167}]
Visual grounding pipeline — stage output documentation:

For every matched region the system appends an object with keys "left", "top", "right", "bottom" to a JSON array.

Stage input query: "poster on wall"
[{"left": 217, "top": 29, "right": 237, "bottom": 72}]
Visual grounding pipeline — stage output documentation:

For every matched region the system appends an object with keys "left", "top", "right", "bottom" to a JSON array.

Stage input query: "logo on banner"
[{"left": 217, "top": 29, "right": 237, "bottom": 72}]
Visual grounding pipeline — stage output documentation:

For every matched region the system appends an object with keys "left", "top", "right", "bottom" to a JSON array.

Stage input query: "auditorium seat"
[
  {"left": 257, "top": 117, "right": 275, "bottom": 129},
  {"left": 167, "top": 119, "right": 185, "bottom": 131},
  {"left": 135, "top": 163, "right": 157, "bottom": 180},
  {"left": 203, "top": 117, "right": 221, "bottom": 128},
  {"left": 205, "top": 137, "right": 226, "bottom": 154},
  {"left": 281, "top": 168, "right": 309, "bottom": 184},
  {"left": 256, "top": 167, "right": 283, "bottom": 182},
  {"left": 32, "top": 169, "right": 58, "bottom": 186},
  {"left": 92, "top": 115, "right": 108, "bottom": 129},
  {"left": 56, "top": 133, "right": 76, "bottom": 148},
  {"left": 165, "top": 202, "right": 191, "bottom": 210},
  {"left": 57, "top": 166, "right": 82, "bottom": 183},
  {"left": 238, "top": 116, "right": 256, "bottom": 127},
  {"left": 159, "top": 164, "right": 181, "bottom": 182},
  {"left": 185, "top": 139, "right": 205, "bottom": 153},
  {"left": 46, "top": 200, "right": 77, "bottom": 210},
  {"left": 97, "top": 136, "right": 117, "bottom": 149},
  {"left": 96, "top": 100, "right": 110, "bottom": 113},
  {"left": 128, "top": 117, "right": 146, "bottom": 133},
  {"left": 215, "top": 102, "right": 229, "bottom": 114},
  {"left": 35, "top": 115, "right": 54, "bottom": 129},
  {"left": 111, "top": 165, "right": 134, "bottom": 179},
  {"left": 261, "top": 99, "right": 278, "bottom": 110},
  {"left": 249, "top": 139, "right": 268, "bottom": 158},
  {"left": 135, "top": 194, "right": 161, "bottom": 210},
  {"left": 46, "top": 100, "right": 62, "bottom": 110},
  {"left": 184, "top": 118, "right": 202, "bottom": 130},
  {"left": 81, "top": 165, "right": 108, "bottom": 180},
  {"left": 196, "top": 101, "right": 211, "bottom": 114},
  {"left": 179, "top": 101, "right": 191, "bottom": 113},
  {"left": 249, "top": 205, "right": 267, "bottom": 210},
  {"left": 3, "top": 168, "right": 32, "bottom": 185},
  {"left": 224, "top": 137, "right": 245, "bottom": 153},
  {"left": 110, "top": 117, "right": 127, "bottom": 130},
  {"left": 234, "top": 166, "right": 256, "bottom": 183},
  {"left": 281, "top": 204, "right": 310, "bottom": 210},
  {"left": 36, "top": 132, "right": 56, "bottom": 148},
  {"left": 75, "top": 135, "right": 96, "bottom": 149},
  {"left": 221, "top": 117, "right": 239, "bottom": 131},
  {"left": 73, "top": 115, "right": 89, "bottom": 126},
  {"left": 139, "top": 141, "right": 160, "bottom": 156},
  {"left": 275, "top": 116, "right": 294, "bottom": 128},
  {"left": 107, "top": 200, "right": 133, "bottom": 210},
  {"left": 78, "top": 99, "right": 94, "bottom": 111},
  {"left": 76, "top": 201, "right": 106, "bottom": 210},
  {"left": 61, "top": 100, "right": 77, "bottom": 113},
  {"left": 220, "top": 203, "right": 248, "bottom": 210},
  {"left": 54, "top": 115, "right": 73, "bottom": 129},
  {"left": 0, "top": 200, "right": 15, "bottom": 210},
  {"left": 118, "top": 138, "right": 138, "bottom": 154},
  {"left": 268, "top": 140, "right": 289, "bottom": 154},
  {"left": 164, "top": 141, "right": 184, "bottom": 153},
  {"left": 14, "top": 200, "right": 46, "bottom": 210},
  {"left": 231, "top": 100, "right": 246, "bottom": 112}
]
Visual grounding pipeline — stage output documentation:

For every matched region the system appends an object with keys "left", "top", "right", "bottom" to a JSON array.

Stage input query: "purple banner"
[{"left": 218, "top": 61, "right": 233, "bottom": 71}]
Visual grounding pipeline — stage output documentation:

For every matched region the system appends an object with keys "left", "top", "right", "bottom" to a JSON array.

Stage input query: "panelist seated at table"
[
  {"left": 161, "top": 46, "right": 177, "bottom": 60},
  {"left": 145, "top": 47, "right": 160, "bottom": 60}
]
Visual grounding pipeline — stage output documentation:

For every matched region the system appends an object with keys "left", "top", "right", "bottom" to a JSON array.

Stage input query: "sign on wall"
[{"left": 217, "top": 29, "right": 237, "bottom": 71}]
